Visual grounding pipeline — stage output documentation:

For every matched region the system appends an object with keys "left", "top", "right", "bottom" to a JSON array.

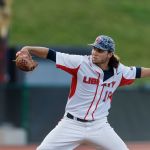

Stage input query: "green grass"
[{"left": 9, "top": 0, "right": 150, "bottom": 84}]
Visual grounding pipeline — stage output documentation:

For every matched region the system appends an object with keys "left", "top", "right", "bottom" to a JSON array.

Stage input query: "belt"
[{"left": 66, "top": 113, "right": 93, "bottom": 123}]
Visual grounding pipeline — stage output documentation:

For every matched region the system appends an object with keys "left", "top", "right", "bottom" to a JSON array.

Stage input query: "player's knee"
[
  {"left": 36, "top": 145, "right": 44, "bottom": 150},
  {"left": 115, "top": 143, "right": 129, "bottom": 150},
  {"left": 36, "top": 146, "right": 41, "bottom": 150},
  {"left": 36, "top": 145, "right": 55, "bottom": 150}
]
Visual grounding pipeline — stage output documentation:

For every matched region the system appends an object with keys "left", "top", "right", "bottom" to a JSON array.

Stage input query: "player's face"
[{"left": 91, "top": 47, "right": 112, "bottom": 66}]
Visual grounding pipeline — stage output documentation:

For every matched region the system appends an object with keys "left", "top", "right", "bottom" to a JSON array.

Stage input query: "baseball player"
[{"left": 16, "top": 35, "right": 150, "bottom": 150}]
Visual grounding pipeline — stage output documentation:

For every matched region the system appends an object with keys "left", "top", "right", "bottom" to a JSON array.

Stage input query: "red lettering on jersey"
[
  {"left": 103, "top": 91, "right": 108, "bottom": 102},
  {"left": 111, "top": 81, "right": 116, "bottom": 88},
  {"left": 102, "top": 81, "right": 116, "bottom": 88},
  {"left": 111, "top": 81, "right": 116, "bottom": 87},
  {"left": 108, "top": 92, "right": 113, "bottom": 102},
  {"left": 83, "top": 76, "right": 99, "bottom": 84},
  {"left": 107, "top": 83, "right": 111, "bottom": 87}
]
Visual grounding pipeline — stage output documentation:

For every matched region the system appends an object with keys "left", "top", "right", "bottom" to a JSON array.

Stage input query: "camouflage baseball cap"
[{"left": 88, "top": 35, "right": 115, "bottom": 52}]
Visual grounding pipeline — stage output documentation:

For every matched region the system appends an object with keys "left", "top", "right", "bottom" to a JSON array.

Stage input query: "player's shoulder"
[
  {"left": 117, "top": 63, "right": 128, "bottom": 72},
  {"left": 56, "top": 51, "right": 89, "bottom": 62},
  {"left": 118, "top": 63, "right": 125, "bottom": 69},
  {"left": 83, "top": 55, "right": 90, "bottom": 59},
  {"left": 117, "top": 63, "right": 136, "bottom": 73},
  {"left": 56, "top": 51, "right": 83, "bottom": 58},
  {"left": 81, "top": 55, "right": 91, "bottom": 63}
]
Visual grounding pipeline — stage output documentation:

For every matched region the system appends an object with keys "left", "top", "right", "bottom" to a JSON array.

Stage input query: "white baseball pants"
[{"left": 37, "top": 116, "right": 129, "bottom": 150}]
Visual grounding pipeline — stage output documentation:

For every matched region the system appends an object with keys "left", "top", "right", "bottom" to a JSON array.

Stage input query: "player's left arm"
[{"left": 141, "top": 67, "right": 150, "bottom": 78}]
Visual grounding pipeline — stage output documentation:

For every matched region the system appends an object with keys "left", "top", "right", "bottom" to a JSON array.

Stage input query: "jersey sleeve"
[
  {"left": 56, "top": 52, "right": 83, "bottom": 75},
  {"left": 119, "top": 64, "right": 141, "bottom": 86},
  {"left": 46, "top": 48, "right": 56, "bottom": 62}
]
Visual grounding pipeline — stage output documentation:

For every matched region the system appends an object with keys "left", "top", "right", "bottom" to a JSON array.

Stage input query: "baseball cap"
[{"left": 88, "top": 35, "right": 115, "bottom": 52}]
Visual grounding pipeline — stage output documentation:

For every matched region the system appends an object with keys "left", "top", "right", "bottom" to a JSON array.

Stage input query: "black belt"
[{"left": 67, "top": 113, "right": 93, "bottom": 123}]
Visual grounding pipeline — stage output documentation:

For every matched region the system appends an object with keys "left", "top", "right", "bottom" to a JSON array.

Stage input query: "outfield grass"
[{"left": 9, "top": 0, "right": 150, "bottom": 84}]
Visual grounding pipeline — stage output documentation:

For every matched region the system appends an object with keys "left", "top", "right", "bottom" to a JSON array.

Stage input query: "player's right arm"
[
  {"left": 17, "top": 46, "right": 83, "bottom": 75},
  {"left": 16, "top": 46, "right": 49, "bottom": 58}
]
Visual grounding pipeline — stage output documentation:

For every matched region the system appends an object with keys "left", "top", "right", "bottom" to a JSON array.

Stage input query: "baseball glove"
[{"left": 15, "top": 50, "right": 38, "bottom": 71}]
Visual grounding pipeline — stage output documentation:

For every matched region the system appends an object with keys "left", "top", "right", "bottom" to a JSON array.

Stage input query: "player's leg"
[
  {"left": 36, "top": 117, "right": 83, "bottom": 150},
  {"left": 87, "top": 122, "right": 129, "bottom": 150}
]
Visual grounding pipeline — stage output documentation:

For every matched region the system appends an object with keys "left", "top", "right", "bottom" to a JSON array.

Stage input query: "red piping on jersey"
[
  {"left": 103, "top": 90, "right": 108, "bottom": 102},
  {"left": 91, "top": 85, "right": 105, "bottom": 120},
  {"left": 56, "top": 64, "right": 80, "bottom": 76},
  {"left": 119, "top": 75, "right": 135, "bottom": 87},
  {"left": 84, "top": 73, "right": 100, "bottom": 120},
  {"left": 56, "top": 64, "right": 80, "bottom": 99},
  {"left": 69, "top": 76, "right": 77, "bottom": 99},
  {"left": 108, "top": 92, "right": 113, "bottom": 102}
]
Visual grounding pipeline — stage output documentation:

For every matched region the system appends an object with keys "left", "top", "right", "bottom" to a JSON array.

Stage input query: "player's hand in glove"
[{"left": 15, "top": 49, "right": 38, "bottom": 72}]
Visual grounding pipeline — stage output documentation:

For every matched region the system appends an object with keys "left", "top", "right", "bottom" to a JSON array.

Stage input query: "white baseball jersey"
[{"left": 56, "top": 52, "right": 138, "bottom": 121}]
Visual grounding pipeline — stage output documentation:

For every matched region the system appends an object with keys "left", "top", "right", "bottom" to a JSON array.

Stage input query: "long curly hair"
[{"left": 108, "top": 53, "right": 120, "bottom": 68}]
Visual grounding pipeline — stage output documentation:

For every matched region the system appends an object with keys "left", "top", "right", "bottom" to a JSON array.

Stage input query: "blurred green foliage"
[{"left": 9, "top": 0, "right": 150, "bottom": 84}]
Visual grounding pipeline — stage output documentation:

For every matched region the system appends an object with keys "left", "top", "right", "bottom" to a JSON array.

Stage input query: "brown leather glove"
[{"left": 15, "top": 50, "right": 38, "bottom": 71}]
